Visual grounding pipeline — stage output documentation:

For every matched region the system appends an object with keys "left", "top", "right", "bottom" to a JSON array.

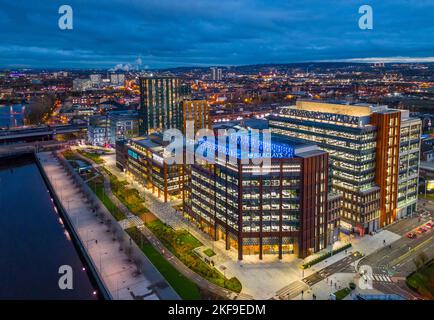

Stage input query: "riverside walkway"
[{"left": 37, "top": 151, "right": 179, "bottom": 300}]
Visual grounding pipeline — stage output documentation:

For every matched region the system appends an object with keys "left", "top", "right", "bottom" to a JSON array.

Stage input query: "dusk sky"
[{"left": 1, "top": 0, "right": 434, "bottom": 69}]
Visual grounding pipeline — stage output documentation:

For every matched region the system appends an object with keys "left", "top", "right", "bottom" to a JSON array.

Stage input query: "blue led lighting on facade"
[
  {"left": 196, "top": 132, "right": 294, "bottom": 159},
  {"left": 128, "top": 149, "right": 138, "bottom": 160}
]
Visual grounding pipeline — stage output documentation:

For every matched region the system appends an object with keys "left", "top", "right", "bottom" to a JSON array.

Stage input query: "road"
[
  {"left": 358, "top": 220, "right": 434, "bottom": 276},
  {"left": 275, "top": 251, "right": 363, "bottom": 299},
  {"left": 303, "top": 252, "right": 363, "bottom": 287},
  {"left": 418, "top": 198, "right": 434, "bottom": 215},
  {"left": 385, "top": 210, "right": 432, "bottom": 236},
  {"left": 357, "top": 217, "right": 434, "bottom": 300}
]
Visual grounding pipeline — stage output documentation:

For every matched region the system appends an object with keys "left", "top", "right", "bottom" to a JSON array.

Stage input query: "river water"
[
  {"left": 0, "top": 155, "right": 98, "bottom": 299},
  {"left": 0, "top": 104, "right": 24, "bottom": 128}
]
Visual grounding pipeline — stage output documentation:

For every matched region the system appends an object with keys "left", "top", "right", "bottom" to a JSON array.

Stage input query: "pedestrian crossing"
[
  {"left": 119, "top": 216, "right": 144, "bottom": 229},
  {"left": 363, "top": 274, "right": 393, "bottom": 283}
]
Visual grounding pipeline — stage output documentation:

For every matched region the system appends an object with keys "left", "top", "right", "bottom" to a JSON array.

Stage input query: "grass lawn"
[
  {"left": 77, "top": 150, "right": 105, "bottom": 165},
  {"left": 126, "top": 227, "right": 200, "bottom": 300},
  {"left": 334, "top": 287, "right": 351, "bottom": 300},
  {"left": 203, "top": 248, "right": 216, "bottom": 257},
  {"left": 407, "top": 262, "right": 434, "bottom": 299},
  {"left": 88, "top": 177, "right": 125, "bottom": 221}
]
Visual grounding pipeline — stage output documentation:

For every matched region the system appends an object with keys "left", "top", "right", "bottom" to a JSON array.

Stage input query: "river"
[
  {"left": 0, "top": 104, "right": 25, "bottom": 128},
  {"left": 0, "top": 155, "right": 98, "bottom": 299}
]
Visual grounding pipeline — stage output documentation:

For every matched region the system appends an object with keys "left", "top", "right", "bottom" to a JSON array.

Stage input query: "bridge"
[{"left": 0, "top": 124, "right": 87, "bottom": 143}]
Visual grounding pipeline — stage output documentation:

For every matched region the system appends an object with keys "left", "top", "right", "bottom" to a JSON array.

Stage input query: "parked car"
[
  {"left": 406, "top": 232, "right": 417, "bottom": 239},
  {"left": 425, "top": 223, "right": 433, "bottom": 229},
  {"left": 416, "top": 227, "right": 427, "bottom": 234}
]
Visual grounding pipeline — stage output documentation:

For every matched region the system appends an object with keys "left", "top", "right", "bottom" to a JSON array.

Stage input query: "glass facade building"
[
  {"left": 125, "top": 134, "right": 185, "bottom": 202},
  {"left": 183, "top": 133, "right": 338, "bottom": 260},
  {"left": 268, "top": 100, "right": 421, "bottom": 234},
  {"left": 138, "top": 76, "right": 183, "bottom": 135}
]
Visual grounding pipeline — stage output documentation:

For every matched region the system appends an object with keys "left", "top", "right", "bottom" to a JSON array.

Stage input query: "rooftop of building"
[
  {"left": 197, "top": 131, "right": 322, "bottom": 160},
  {"left": 296, "top": 99, "right": 375, "bottom": 117},
  {"left": 274, "top": 99, "right": 419, "bottom": 128},
  {"left": 139, "top": 75, "right": 178, "bottom": 80},
  {"left": 129, "top": 129, "right": 323, "bottom": 161},
  {"left": 129, "top": 135, "right": 166, "bottom": 158},
  {"left": 420, "top": 161, "right": 434, "bottom": 172}
]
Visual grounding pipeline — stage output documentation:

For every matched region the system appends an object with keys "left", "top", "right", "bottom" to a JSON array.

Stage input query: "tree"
[{"left": 24, "top": 94, "right": 57, "bottom": 125}]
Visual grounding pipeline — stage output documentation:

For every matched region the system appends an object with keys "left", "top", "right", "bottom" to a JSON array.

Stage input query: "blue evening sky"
[{"left": 0, "top": 0, "right": 433, "bottom": 69}]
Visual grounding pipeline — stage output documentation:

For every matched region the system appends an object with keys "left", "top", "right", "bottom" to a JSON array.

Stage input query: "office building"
[
  {"left": 396, "top": 113, "right": 421, "bottom": 219},
  {"left": 138, "top": 76, "right": 183, "bottom": 135},
  {"left": 125, "top": 133, "right": 185, "bottom": 202},
  {"left": 268, "top": 100, "right": 421, "bottom": 234},
  {"left": 87, "top": 115, "right": 109, "bottom": 146},
  {"left": 88, "top": 111, "right": 139, "bottom": 147},
  {"left": 183, "top": 131, "right": 339, "bottom": 260},
  {"left": 107, "top": 110, "right": 139, "bottom": 145}
]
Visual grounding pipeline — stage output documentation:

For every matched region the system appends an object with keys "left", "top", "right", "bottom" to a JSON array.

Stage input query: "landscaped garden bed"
[{"left": 302, "top": 243, "right": 353, "bottom": 269}]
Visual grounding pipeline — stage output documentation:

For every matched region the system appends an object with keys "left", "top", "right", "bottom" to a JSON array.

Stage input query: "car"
[
  {"left": 407, "top": 232, "right": 417, "bottom": 239},
  {"left": 416, "top": 227, "right": 427, "bottom": 234},
  {"left": 426, "top": 223, "right": 433, "bottom": 229}
]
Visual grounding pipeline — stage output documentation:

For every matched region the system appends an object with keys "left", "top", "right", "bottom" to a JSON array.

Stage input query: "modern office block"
[
  {"left": 269, "top": 100, "right": 421, "bottom": 234},
  {"left": 87, "top": 115, "right": 109, "bottom": 146},
  {"left": 107, "top": 110, "right": 139, "bottom": 145},
  {"left": 138, "top": 76, "right": 183, "bottom": 135},
  {"left": 183, "top": 132, "right": 338, "bottom": 260},
  {"left": 125, "top": 133, "right": 185, "bottom": 202}
]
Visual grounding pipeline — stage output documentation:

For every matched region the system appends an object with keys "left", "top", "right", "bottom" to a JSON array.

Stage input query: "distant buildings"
[
  {"left": 110, "top": 73, "right": 125, "bottom": 86},
  {"left": 73, "top": 78, "right": 92, "bottom": 91},
  {"left": 138, "top": 76, "right": 183, "bottom": 135},
  {"left": 182, "top": 99, "right": 212, "bottom": 134},
  {"left": 90, "top": 74, "right": 102, "bottom": 85},
  {"left": 211, "top": 67, "right": 223, "bottom": 81},
  {"left": 73, "top": 73, "right": 125, "bottom": 91},
  {"left": 269, "top": 100, "right": 421, "bottom": 234},
  {"left": 87, "top": 110, "right": 139, "bottom": 146}
]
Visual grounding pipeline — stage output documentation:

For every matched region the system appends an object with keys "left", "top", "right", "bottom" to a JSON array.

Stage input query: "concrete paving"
[{"left": 37, "top": 151, "right": 178, "bottom": 300}]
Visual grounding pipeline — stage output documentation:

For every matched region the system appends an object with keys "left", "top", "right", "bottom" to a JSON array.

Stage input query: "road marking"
[{"left": 391, "top": 237, "right": 434, "bottom": 266}]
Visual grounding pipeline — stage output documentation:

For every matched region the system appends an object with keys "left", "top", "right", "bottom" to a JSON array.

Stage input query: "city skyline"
[
  {"left": 1, "top": 0, "right": 433, "bottom": 305},
  {"left": 1, "top": 1, "right": 434, "bottom": 69}
]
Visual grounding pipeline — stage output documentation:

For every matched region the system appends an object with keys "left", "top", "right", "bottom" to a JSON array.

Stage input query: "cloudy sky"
[{"left": 0, "top": 0, "right": 433, "bottom": 69}]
